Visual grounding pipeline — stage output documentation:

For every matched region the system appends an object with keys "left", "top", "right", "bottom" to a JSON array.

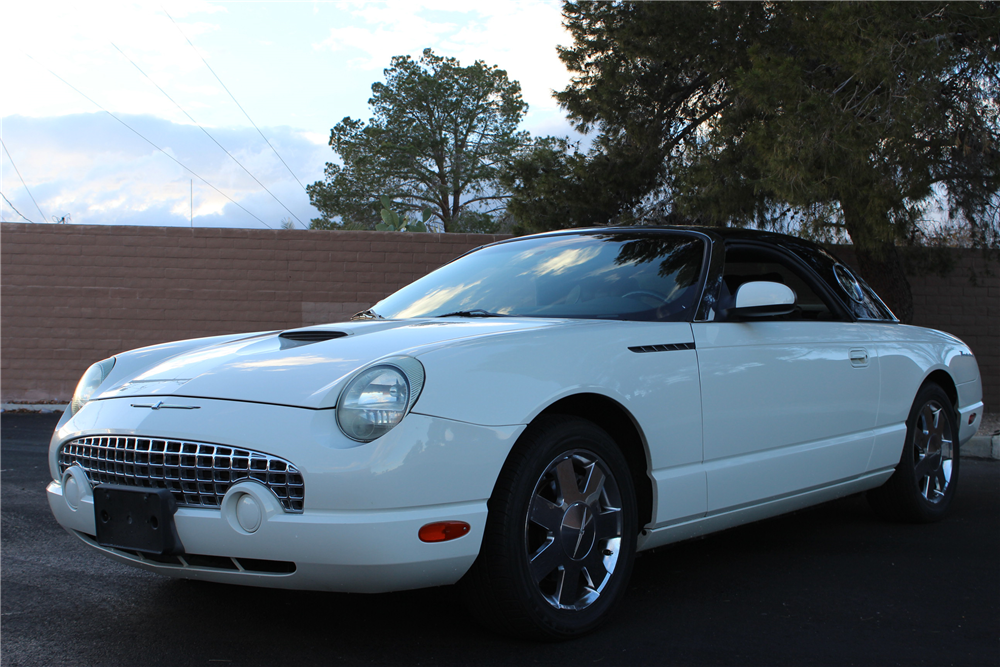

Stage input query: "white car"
[{"left": 47, "top": 228, "right": 984, "bottom": 638}]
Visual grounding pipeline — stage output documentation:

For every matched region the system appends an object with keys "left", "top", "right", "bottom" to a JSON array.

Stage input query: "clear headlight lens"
[
  {"left": 69, "top": 357, "right": 116, "bottom": 416},
  {"left": 336, "top": 358, "right": 424, "bottom": 443}
]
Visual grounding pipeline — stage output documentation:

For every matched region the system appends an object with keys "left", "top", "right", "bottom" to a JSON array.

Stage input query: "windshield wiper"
[
  {"left": 436, "top": 309, "right": 509, "bottom": 318},
  {"left": 352, "top": 308, "right": 384, "bottom": 320}
]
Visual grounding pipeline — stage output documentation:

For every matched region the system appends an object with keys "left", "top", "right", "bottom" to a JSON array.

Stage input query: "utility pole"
[{"left": 190, "top": 179, "right": 193, "bottom": 227}]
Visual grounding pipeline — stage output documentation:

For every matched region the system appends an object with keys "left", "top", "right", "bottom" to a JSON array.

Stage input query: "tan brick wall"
[
  {"left": 1, "top": 223, "right": 503, "bottom": 402},
  {"left": 2, "top": 223, "right": 996, "bottom": 410},
  {"left": 908, "top": 254, "right": 999, "bottom": 413}
]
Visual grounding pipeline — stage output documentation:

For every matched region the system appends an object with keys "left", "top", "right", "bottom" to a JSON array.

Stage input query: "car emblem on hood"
[{"left": 130, "top": 401, "right": 200, "bottom": 410}]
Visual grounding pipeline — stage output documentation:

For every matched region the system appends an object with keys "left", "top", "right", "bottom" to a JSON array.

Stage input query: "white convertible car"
[{"left": 48, "top": 228, "right": 983, "bottom": 638}]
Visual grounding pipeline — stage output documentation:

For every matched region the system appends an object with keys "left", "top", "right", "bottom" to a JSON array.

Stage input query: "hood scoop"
[{"left": 278, "top": 330, "right": 348, "bottom": 349}]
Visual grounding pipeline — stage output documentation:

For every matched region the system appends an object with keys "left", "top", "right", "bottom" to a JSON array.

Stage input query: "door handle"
[{"left": 850, "top": 349, "right": 869, "bottom": 367}]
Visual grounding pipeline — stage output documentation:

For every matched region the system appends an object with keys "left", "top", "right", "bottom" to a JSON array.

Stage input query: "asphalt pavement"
[{"left": 3, "top": 412, "right": 998, "bottom": 667}]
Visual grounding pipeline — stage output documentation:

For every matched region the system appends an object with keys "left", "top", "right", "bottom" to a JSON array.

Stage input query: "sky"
[{"left": 1, "top": 0, "right": 578, "bottom": 229}]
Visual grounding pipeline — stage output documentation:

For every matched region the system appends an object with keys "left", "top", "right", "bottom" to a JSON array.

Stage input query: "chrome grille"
[{"left": 59, "top": 436, "right": 304, "bottom": 512}]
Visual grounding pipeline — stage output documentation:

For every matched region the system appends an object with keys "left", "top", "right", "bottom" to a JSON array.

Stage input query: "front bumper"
[
  {"left": 956, "top": 377, "right": 984, "bottom": 445},
  {"left": 48, "top": 479, "right": 486, "bottom": 592},
  {"left": 47, "top": 397, "right": 522, "bottom": 592}
]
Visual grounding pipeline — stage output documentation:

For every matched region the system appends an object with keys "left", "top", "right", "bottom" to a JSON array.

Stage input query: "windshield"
[{"left": 370, "top": 232, "right": 706, "bottom": 322}]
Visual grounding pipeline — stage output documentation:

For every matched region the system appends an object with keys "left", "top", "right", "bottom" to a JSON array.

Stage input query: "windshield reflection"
[{"left": 371, "top": 232, "right": 706, "bottom": 322}]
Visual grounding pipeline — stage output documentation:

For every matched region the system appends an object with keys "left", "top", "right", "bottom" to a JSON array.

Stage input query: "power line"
[
  {"left": 1, "top": 139, "right": 46, "bottom": 222},
  {"left": 24, "top": 54, "right": 274, "bottom": 229},
  {"left": 111, "top": 42, "right": 306, "bottom": 228},
  {"left": 1, "top": 191, "right": 36, "bottom": 223},
  {"left": 162, "top": 8, "right": 309, "bottom": 195}
]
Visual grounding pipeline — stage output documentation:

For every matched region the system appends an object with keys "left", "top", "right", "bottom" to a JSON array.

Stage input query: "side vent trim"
[{"left": 628, "top": 342, "right": 696, "bottom": 354}]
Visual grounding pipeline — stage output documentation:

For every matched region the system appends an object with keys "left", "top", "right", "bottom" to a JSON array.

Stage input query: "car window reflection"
[{"left": 373, "top": 233, "right": 706, "bottom": 322}]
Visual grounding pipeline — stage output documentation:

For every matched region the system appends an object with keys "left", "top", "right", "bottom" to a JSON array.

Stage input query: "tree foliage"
[
  {"left": 308, "top": 49, "right": 530, "bottom": 233},
  {"left": 508, "top": 1, "right": 999, "bottom": 321}
]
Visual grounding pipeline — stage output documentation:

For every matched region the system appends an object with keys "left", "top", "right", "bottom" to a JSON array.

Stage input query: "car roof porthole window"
[{"left": 834, "top": 264, "right": 865, "bottom": 304}]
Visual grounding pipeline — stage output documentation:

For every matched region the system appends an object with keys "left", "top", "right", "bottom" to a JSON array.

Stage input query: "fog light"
[
  {"left": 64, "top": 475, "right": 82, "bottom": 510},
  {"left": 419, "top": 521, "right": 470, "bottom": 543},
  {"left": 235, "top": 494, "right": 262, "bottom": 533},
  {"left": 61, "top": 466, "right": 91, "bottom": 511}
]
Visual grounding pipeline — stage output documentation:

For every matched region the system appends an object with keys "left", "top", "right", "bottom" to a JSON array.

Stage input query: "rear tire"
[
  {"left": 460, "top": 416, "right": 637, "bottom": 639},
  {"left": 868, "top": 383, "right": 959, "bottom": 523}
]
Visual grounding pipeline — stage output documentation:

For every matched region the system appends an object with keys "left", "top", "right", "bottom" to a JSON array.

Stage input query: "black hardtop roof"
[{"left": 499, "top": 225, "right": 835, "bottom": 256}]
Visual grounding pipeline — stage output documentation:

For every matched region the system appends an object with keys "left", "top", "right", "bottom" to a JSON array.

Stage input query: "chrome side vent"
[{"left": 628, "top": 342, "right": 696, "bottom": 353}]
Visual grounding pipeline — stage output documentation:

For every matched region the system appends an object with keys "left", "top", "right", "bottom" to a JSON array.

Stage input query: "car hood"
[{"left": 96, "top": 318, "right": 572, "bottom": 409}]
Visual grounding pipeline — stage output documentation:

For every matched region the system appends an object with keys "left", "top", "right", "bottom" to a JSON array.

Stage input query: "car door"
[{"left": 693, "top": 242, "right": 880, "bottom": 513}]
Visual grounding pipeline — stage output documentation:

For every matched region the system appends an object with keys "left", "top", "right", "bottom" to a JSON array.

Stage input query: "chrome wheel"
[
  {"left": 867, "top": 383, "right": 960, "bottom": 523},
  {"left": 525, "top": 450, "right": 623, "bottom": 611},
  {"left": 460, "top": 416, "right": 637, "bottom": 638},
  {"left": 912, "top": 400, "right": 954, "bottom": 503}
]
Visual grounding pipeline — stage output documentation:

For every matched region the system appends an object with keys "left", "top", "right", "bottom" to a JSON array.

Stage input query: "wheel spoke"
[
  {"left": 556, "top": 561, "right": 584, "bottom": 607},
  {"left": 919, "top": 404, "right": 937, "bottom": 430},
  {"left": 529, "top": 494, "right": 564, "bottom": 531},
  {"left": 528, "top": 538, "right": 562, "bottom": 583},
  {"left": 930, "top": 465, "right": 948, "bottom": 498},
  {"left": 914, "top": 451, "right": 941, "bottom": 480},
  {"left": 581, "top": 542, "right": 610, "bottom": 587},
  {"left": 594, "top": 507, "right": 622, "bottom": 538},
  {"left": 581, "top": 463, "right": 606, "bottom": 505},
  {"left": 555, "top": 458, "right": 583, "bottom": 504},
  {"left": 916, "top": 404, "right": 937, "bottom": 453}
]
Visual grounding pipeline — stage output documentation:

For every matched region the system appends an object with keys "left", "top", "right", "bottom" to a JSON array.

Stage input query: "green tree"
[
  {"left": 501, "top": 135, "right": 669, "bottom": 232},
  {"left": 512, "top": 1, "right": 999, "bottom": 321},
  {"left": 308, "top": 48, "right": 530, "bottom": 233}
]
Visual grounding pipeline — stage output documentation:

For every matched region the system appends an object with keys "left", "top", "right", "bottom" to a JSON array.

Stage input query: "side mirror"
[{"left": 727, "top": 281, "right": 797, "bottom": 319}]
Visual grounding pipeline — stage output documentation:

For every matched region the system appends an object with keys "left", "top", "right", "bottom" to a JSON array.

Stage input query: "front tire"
[
  {"left": 460, "top": 416, "right": 638, "bottom": 639},
  {"left": 868, "top": 383, "right": 960, "bottom": 522}
]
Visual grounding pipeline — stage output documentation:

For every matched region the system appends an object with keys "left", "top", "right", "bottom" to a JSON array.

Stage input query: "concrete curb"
[
  {"left": 964, "top": 435, "right": 1000, "bottom": 460},
  {"left": 1, "top": 403, "right": 68, "bottom": 413}
]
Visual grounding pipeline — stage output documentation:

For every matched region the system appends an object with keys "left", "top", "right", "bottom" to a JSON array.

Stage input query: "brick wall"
[
  {"left": 911, "top": 258, "right": 998, "bottom": 411},
  {"left": 2, "top": 223, "right": 996, "bottom": 409},
  {"left": 1, "top": 223, "right": 504, "bottom": 402}
]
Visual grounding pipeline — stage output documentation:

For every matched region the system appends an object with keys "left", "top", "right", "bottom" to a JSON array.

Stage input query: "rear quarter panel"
[{"left": 862, "top": 323, "right": 983, "bottom": 468}]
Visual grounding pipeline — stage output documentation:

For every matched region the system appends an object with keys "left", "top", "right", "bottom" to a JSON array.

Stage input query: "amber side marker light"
[
  {"left": 969, "top": 413, "right": 977, "bottom": 425},
  {"left": 419, "top": 521, "right": 471, "bottom": 543}
]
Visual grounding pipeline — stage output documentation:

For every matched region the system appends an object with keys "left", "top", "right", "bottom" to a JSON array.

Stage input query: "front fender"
[{"left": 412, "top": 321, "right": 703, "bottom": 472}]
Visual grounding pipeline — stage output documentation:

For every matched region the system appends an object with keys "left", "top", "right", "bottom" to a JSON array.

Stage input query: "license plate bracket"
[{"left": 94, "top": 484, "right": 185, "bottom": 555}]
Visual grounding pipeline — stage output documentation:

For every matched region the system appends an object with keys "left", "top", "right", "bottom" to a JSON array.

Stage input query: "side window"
[
  {"left": 718, "top": 245, "right": 842, "bottom": 321},
  {"left": 787, "top": 243, "right": 898, "bottom": 321}
]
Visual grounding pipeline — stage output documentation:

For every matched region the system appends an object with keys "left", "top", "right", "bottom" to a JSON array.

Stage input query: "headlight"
[
  {"left": 69, "top": 357, "right": 116, "bottom": 416},
  {"left": 336, "top": 357, "right": 424, "bottom": 443}
]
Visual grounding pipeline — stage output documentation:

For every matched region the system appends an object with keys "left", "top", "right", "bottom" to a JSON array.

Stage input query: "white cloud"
[
  {"left": 313, "top": 0, "right": 572, "bottom": 115},
  {"left": 5, "top": 1, "right": 229, "bottom": 123},
  {"left": 0, "top": 2, "right": 581, "bottom": 229},
  {"left": 1, "top": 114, "right": 327, "bottom": 229}
]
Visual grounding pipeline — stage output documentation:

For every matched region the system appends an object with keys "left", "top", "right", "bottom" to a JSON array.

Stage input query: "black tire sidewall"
[
  {"left": 490, "top": 416, "right": 638, "bottom": 638},
  {"left": 896, "top": 384, "right": 961, "bottom": 521}
]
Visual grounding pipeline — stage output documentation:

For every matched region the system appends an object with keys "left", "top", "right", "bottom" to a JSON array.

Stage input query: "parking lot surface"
[{"left": 3, "top": 412, "right": 998, "bottom": 666}]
